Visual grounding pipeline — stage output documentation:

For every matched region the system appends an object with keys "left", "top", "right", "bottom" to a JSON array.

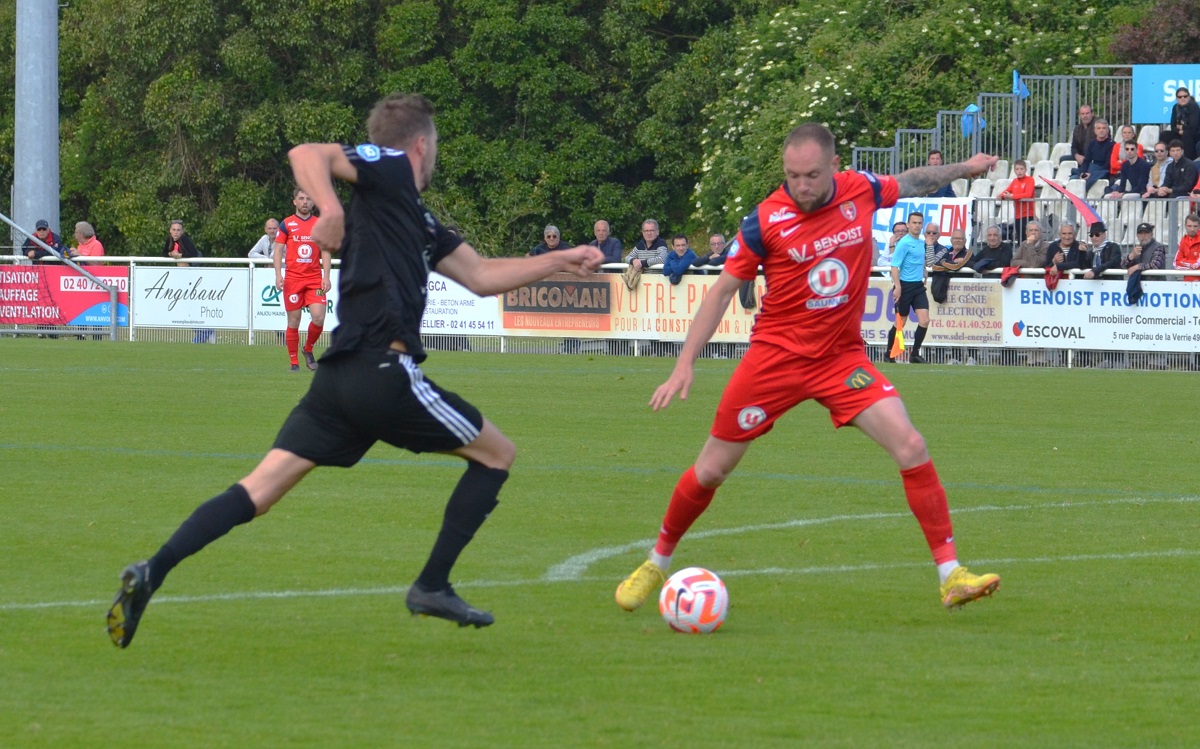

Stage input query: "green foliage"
[{"left": 1109, "top": 0, "right": 1200, "bottom": 63}]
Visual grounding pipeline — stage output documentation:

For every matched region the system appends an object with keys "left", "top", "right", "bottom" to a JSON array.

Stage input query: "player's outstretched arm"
[
  {"left": 287, "top": 144, "right": 359, "bottom": 254},
  {"left": 436, "top": 244, "right": 605, "bottom": 298},
  {"left": 894, "top": 153, "right": 998, "bottom": 198},
  {"left": 649, "top": 271, "right": 743, "bottom": 411}
]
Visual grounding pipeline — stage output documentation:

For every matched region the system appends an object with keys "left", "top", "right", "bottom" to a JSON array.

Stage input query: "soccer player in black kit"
[{"left": 107, "top": 94, "right": 604, "bottom": 647}]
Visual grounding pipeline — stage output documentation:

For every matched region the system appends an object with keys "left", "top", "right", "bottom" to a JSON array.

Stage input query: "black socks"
[
  {"left": 415, "top": 461, "right": 509, "bottom": 592},
  {"left": 148, "top": 484, "right": 257, "bottom": 590}
]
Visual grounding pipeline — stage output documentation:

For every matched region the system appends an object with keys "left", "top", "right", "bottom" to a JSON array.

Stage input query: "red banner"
[{"left": 0, "top": 266, "right": 130, "bottom": 325}]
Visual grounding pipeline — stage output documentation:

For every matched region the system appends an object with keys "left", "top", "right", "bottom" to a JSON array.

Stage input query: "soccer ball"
[{"left": 658, "top": 567, "right": 729, "bottom": 634}]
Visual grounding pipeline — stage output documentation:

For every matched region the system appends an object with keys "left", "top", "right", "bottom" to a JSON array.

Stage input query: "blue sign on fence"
[{"left": 1132, "top": 64, "right": 1200, "bottom": 124}]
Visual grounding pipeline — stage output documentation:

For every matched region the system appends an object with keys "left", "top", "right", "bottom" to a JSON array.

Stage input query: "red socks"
[
  {"left": 285, "top": 327, "right": 300, "bottom": 364},
  {"left": 305, "top": 322, "right": 323, "bottom": 352},
  {"left": 654, "top": 466, "right": 717, "bottom": 557},
  {"left": 901, "top": 460, "right": 957, "bottom": 564}
]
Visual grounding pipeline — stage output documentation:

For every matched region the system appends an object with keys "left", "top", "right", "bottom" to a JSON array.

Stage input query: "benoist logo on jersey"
[
  {"left": 768, "top": 208, "right": 797, "bottom": 224},
  {"left": 806, "top": 258, "right": 851, "bottom": 310},
  {"left": 840, "top": 202, "right": 857, "bottom": 221},
  {"left": 737, "top": 406, "right": 767, "bottom": 431}
]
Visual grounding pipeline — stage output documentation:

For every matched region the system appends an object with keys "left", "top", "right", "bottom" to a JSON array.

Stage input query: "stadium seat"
[
  {"left": 1054, "top": 161, "right": 1076, "bottom": 183},
  {"left": 1026, "top": 142, "right": 1050, "bottom": 165},
  {"left": 1049, "top": 142, "right": 1072, "bottom": 162},
  {"left": 1138, "top": 125, "right": 1160, "bottom": 150},
  {"left": 968, "top": 178, "right": 993, "bottom": 198},
  {"left": 1086, "top": 179, "right": 1110, "bottom": 199},
  {"left": 951, "top": 178, "right": 968, "bottom": 197},
  {"left": 1037, "top": 185, "right": 1061, "bottom": 231},
  {"left": 1142, "top": 200, "right": 1169, "bottom": 239},
  {"left": 1034, "top": 160, "right": 1055, "bottom": 183},
  {"left": 1117, "top": 195, "right": 1144, "bottom": 244},
  {"left": 1065, "top": 179, "right": 1086, "bottom": 198},
  {"left": 990, "top": 159, "right": 1010, "bottom": 180},
  {"left": 990, "top": 178, "right": 1012, "bottom": 197}
]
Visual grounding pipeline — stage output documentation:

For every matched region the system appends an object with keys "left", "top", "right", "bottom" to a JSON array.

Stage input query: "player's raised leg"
[
  {"left": 106, "top": 449, "right": 316, "bottom": 648},
  {"left": 851, "top": 397, "right": 999, "bottom": 608},
  {"left": 615, "top": 436, "right": 750, "bottom": 611},
  {"left": 404, "top": 419, "right": 514, "bottom": 628}
]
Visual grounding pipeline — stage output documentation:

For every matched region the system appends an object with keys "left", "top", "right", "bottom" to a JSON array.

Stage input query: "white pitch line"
[{"left": 544, "top": 494, "right": 1200, "bottom": 581}]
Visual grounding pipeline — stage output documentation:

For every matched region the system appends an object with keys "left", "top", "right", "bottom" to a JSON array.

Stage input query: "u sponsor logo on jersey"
[
  {"left": 297, "top": 243, "right": 314, "bottom": 261},
  {"left": 737, "top": 406, "right": 767, "bottom": 431},
  {"left": 808, "top": 258, "right": 849, "bottom": 296},
  {"left": 840, "top": 202, "right": 857, "bottom": 221},
  {"left": 288, "top": 293, "right": 300, "bottom": 304}
]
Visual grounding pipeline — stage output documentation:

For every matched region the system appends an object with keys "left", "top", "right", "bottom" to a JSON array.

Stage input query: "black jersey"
[{"left": 324, "top": 144, "right": 461, "bottom": 363}]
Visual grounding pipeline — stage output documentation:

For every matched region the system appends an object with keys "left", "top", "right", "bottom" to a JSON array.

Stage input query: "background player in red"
[
  {"left": 615, "top": 124, "right": 1002, "bottom": 613},
  {"left": 274, "top": 189, "right": 332, "bottom": 371}
]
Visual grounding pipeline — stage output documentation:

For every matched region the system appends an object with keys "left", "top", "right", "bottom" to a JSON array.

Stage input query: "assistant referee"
[{"left": 886, "top": 211, "right": 931, "bottom": 364}]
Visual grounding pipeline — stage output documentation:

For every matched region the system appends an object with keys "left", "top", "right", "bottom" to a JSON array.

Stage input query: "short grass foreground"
[{"left": 2, "top": 340, "right": 1197, "bottom": 748}]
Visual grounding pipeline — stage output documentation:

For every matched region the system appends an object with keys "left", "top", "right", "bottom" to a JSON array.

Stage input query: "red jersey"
[
  {"left": 276, "top": 213, "right": 323, "bottom": 283},
  {"left": 724, "top": 170, "right": 899, "bottom": 358}
]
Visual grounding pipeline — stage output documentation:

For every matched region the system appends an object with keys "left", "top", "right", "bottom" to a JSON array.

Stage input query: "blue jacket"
[
  {"left": 662, "top": 248, "right": 698, "bottom": 284},
  {"left": 1108, "top": 158, "right": 1151, "bottom": 195}
]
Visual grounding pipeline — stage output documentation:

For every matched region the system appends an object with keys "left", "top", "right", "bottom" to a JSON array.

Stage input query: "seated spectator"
[
  {"left": 248, "top": 218, "right": 280, "bottom": 259},
  {"left": 1143, "top": 142, "right": 1173, "bottom": 198},
  {"left": 662, "top": 234, "right": 697, "bottom": 285},
  {"left": 922, "top": 223, "right": 947, "bottom": 268},
  {"left": 928, "top": 228, "right": 971, "bottom": 303},
  {"left": 1011, "top": 220, "right": 1048, "bottom": 268},
  {"left": 163, "top": 220, "right": 199, "bottom": 266},
  {"left": 1155, "top": 140, "right": 1197, "bottom": 198},
  {"left": 999, "top": 159, "right": 1037, "bottom": 238},
  {"left": 23, "top": 219, "right": 65, "bottom": 262},
  {"left": 73, "top": 221, "right": 105, "bottom": 258},
  {"left": 1109, "top": 125, "right": 1145, "bottom": 177},
  {"left": 624, "top": 218, "right": 668, "bottom": 271},
  {"left": 1123, "top": 223, "right": 1166, "bottom": 275},
  {"left": 529, "top": 224, "right": 567, "bottom": 255},
  {"left": 1044, "top": 221, "right": 1089, "bottom": 281},
  {"left": 878, "top": 221, "right": 906, "bottom": 276},
  {"left": 1106, "top": 141, "right": 1151, "bottom": 198},
  {"left": 1075, "top": 118, "right": 1116, "bottom": 192},
  {"left": 590, "top": 220, "right": 623, "bottom": 264},
  {"left": 926, "top": 150, "right": 955, "bottom": 197},
  {"left": 1174, "top": 213, "right": 1200, "bottom": 281},
  {"left": 970, "top": 225, "right": 1012, "bottom": 274},
  {"left": 1081, "top": 221, "right": 1122, "bottom": 280}
]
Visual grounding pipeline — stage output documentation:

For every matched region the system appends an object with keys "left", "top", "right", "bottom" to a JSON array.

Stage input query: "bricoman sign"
[{"left": 502, "top": 275, "right": 612, "bottom": 334}]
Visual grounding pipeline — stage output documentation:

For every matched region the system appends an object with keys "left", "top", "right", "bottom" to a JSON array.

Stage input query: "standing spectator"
[
  {"left": 887, "top": 211, "right": 930, "bottom": 364},
  {"left": 529, "top": 225, "right": 567, "bottom": 255},
  {"left": 1143, "top": 142, "right": 1173, "bottom": 198},
  {"left": 73, "top": 221, "right": 105, "bottom": 258},
  {"left": 163, "top": 220, "right": 199, "bottom": 266},
  {"left": 662, "top": 235, "right": 697, "bottom": 285},
  {"left": 1161, "top": 87, "right": 1200, "bottom": 160},
  {"left": 23, "top": 219, "right": 65, "bottom": 262},
  {"left": 1156, "top": 140, "right": 1197, "bottom": 198},
  {"left": 1011, "top": 220, "right": 1049, "bottom": 269},
  {"left": 1123, "top": 223, "right": 1166, "bottom": 275},
  {"left": 624, "top": 219, "right": 668, "bottom": 271},
  {"left": 248, "top": 218, "right": 280, "bottom": 259},
  {"left": 1068, "top": 104, "right": 1096, "bottom": 167},
  {"left": 274, "top": 189, "right": 332, "bottom": 372},
  {"left": 926, "top": 150, "right": 955, "bottom": 197},
  {"left": 970, "top": 225, "right": 1013, "bottom": 274},
  {"left": 999, "top": 159, "right": 1037, "bottom": 238},
  {"left": 928, "top": 228, "right": 972, "bottom": 304},
  {"left": 922, "top": 223, "right": 946, "bottom": 268},
  {"left": 1076, "top": 119, "right": 1116, "bottom": 192},
  {"left": 1174, "top": 214, "right": 1200, "bottom": 281},
  {"left": 694, "top": 233, "right": 728, "bottom": 268},
  {"left": 1106, "top": 142, "right": 1151, "bottom": 198},
  {"left": 590, "top": 220, "right": 623, "bottom": 264},
  {"left": 1109, "top": 125, "right": 1144, "bottom": 177},
  {"left": 1045, "top": 222, "right": 1090, "bottom": 281},
  {"left": 1081, "top": 222, "right": 1122, "bottom": 280}
]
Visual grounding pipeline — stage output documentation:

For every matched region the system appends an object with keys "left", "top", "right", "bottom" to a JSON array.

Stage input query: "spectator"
[
  {"left": 1081, "top": 221, "right": 1121, "bottom": 280},
  {"left": 1045, "top": 221, "right": 1089, "bottom": 281},
  {"left": 1158, "top": 140, "right": 1198, "bottom": 198},
  {"left": 662, "top": 234, "right": 697, "bottom": 285},
  {"left": 927, "top": 150, "right": 955, "bottom": 197},
  {"left": 694, "top": 233, "right": 729, "bottom": 269},
  {"left": 970, "top": 225, "right": 1012, "bottom": 274},
  {"left": 1011, "top": 220, "right": 1048, "bottom": 269},
  {"left": 1143, "top": 142, "right": 1173, "bottom": 198},
  {"left": 1123, "top": 223, "right": 1166, "bottom": 276},
  {"left": 1161, "top": 87, "right": 1200, "bottom": 160},
  {"left": 1106, "top": 141, "right": 1151, "bottom": 198},
  {"left": 922, "top": 223, "right": 946, "bottom": 268},
  {"left": 625, "top": 219, "right": 669, "bottom": 271},
  {"left": 529, "top": 224, "right": 567, "bottom": 256},
  {"left": 590, "top": 220, "right": 623, "bottom": 264},
  {"left": 928, "top": 228, "right": 971, "bottom": 303},
  {"left": 163, "top": 220, "right": 199, "bottom": 266},
  {"left": 23, "top": 219, "right": 65, "bottom": 262},
  {"left": 878, "top": 221, "right": 906, "bottom": 276},
  {"left": 1068, "top": 104, "right": 1096, "bottom": 166},
  {"left": 999, "top": 159, "right": 1037, "bottom": 238},
  {"left": 1109, "top": 125, "right": 1145, "bottom": 177},
  {"left": 1174, "top": 213, "right": 1200, "bottom": 281},
  {"left": 248, "top": 218, "right": 280, "bottom": 259},
  {"left": 1076, "top": 119, "right": 1116, "bottom": 192},
  {"left": 73, "top": 221, "right": 105, "bottom": 258}
]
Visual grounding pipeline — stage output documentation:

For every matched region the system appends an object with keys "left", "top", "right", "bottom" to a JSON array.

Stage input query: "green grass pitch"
[{"left": 2, "top": 339, "right": 1198, "bottom": 748}]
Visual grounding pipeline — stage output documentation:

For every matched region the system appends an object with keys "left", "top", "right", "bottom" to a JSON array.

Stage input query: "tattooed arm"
[{"left": 894, "top": 154, "right": 999, "bottom": 198}]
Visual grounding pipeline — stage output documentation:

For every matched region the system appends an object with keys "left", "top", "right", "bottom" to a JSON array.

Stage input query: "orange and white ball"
[{"left": 658, "top": 567, "right": 729, "bottom": 634}]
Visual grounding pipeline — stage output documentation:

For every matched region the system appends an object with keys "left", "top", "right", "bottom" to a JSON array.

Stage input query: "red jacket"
[{"left": 1000, "top": 175, "right": 1036, "bottom": 219}]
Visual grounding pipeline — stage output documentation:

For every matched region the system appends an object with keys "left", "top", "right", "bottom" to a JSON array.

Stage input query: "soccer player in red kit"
[
  {"left": 274, "top": 189, "right": 332, "bottom": 371},
  {"left": 615, "top": 124, "right": 1002, "bottom": 613}
]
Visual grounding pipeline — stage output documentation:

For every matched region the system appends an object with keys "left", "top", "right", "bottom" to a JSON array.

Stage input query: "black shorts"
[
  {"left": 273, "top": 350, "right": 483, "bottom": 467},
  {"left": 895, "top": 280, "right": 930, "bottom": 317}
]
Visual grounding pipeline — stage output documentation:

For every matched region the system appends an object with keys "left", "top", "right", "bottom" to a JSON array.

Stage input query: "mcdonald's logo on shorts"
[{"left": 844, "top": 368, "right": 875, "bottom": 390}]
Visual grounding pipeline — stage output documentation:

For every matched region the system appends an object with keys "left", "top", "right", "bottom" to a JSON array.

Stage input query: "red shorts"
[
  {"left": 710, "top": 343, "right": 898, "bottom": 442},
  {"left": 283, "top": 278, "right": 324, "bottom": 312}
]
